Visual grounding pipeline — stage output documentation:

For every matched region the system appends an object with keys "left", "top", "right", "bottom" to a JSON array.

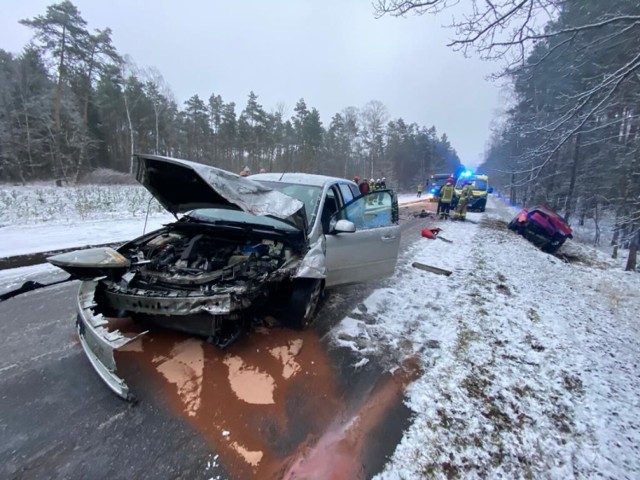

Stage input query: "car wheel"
[
  {"left": 543, "top": 237, "right": 566, "bottom": 254},
  {"left": 282, "top": 279, "right": 323, "bottom": 329}
]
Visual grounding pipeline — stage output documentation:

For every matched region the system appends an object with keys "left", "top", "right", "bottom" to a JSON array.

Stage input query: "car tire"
[{"left": 281, "top": 279, "right": 323, "bottom": 329}]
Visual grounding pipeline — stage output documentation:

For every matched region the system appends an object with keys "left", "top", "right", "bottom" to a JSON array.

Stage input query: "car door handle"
[{"left": 380, "top": 235, "right": 397, "bottom": 243}]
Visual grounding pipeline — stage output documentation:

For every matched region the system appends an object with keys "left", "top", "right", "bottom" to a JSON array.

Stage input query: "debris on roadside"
[
  {"left": 421, "top": 227, "right": 443, "bottom": 239},
  {"left": 413, "top": 209, "right": 432, "bottom": 218},
  {"left": 421, "top": 226, "right": 453, "bottom": 243},
  {"left": 411, "top": 262, "right": 452, "bottom": 276}
]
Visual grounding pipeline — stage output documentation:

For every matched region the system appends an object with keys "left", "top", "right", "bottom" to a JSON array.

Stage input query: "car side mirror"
[
  {"left": 488, "top": 187, "right": 494, "bottom": 193},
  {"left": 333, "top": 219, "right": 356, "bottom": 234}
]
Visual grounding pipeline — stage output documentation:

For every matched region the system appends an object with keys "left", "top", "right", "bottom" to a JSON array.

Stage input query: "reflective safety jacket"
[{"left": 440, "top": 185, "right": 455, "bottom": 202}]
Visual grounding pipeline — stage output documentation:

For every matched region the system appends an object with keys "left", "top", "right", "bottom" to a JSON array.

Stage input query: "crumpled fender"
[{"left": 294, "top": 235, "right": 326, "bottom": 279}]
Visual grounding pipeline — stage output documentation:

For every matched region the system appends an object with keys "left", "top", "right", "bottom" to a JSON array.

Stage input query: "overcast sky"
[{"left": 1, "top": 0, "right": 502, "bottom": 168}]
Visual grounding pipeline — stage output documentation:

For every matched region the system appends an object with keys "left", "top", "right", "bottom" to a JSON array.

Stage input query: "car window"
[
  {"left": 339, "top": 191, "right": 394, "bottom": 229},
  {"left": 321, "top": 187, "right": 341, "bottom": 233},
  {"left": 472, "top": 180, "right": 488, "bottom": 191},
  {"left": 431, "top": 176, "right": 450, "bottom": 188},
  {"left": 348, "top": 184, "right": 360, "bottom": 198},
  {"left": 338, "top": 183, "right": 354, "bottom": 204}
]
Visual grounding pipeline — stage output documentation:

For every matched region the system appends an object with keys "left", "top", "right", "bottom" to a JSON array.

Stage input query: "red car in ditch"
[{"left": 508, "top": 205, "right": 573, "bottom": 253}]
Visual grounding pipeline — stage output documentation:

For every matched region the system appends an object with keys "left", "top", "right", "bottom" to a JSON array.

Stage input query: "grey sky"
[{"left": 1, "top": 0, "right": 501, "bottom": 168}]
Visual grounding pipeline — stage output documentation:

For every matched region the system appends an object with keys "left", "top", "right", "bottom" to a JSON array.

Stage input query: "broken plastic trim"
[{"left": 76, "top": 280, "right": 144, "bottom": 400}]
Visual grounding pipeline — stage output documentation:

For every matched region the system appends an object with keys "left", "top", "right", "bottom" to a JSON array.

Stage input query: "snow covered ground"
[
  {"left": 0, "top": 184, "right": 173, "bottom": 258},
  {"left": 332, "top": 197, "right": 640, "bottom": 479},
  {"left": 0, "top": 184, "right": 164, "bottom": 225},
  {"left": 0, "top": 215, "right": 173, "bottom": 258}
]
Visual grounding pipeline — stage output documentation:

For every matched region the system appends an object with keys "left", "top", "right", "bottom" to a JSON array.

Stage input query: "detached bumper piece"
[{"left": 76, "top": 281, "right": 142, "bottom": 401}]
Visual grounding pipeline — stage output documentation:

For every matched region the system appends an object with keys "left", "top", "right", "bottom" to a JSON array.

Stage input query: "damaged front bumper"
[
  {"left": 76, "top": 281, "right": 141, "bottom": 401},
  {"left": 103, "top": 288, "right": 246, "bottom": 316}
]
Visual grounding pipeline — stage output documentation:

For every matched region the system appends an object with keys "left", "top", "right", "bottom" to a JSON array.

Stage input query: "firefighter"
[
  {"left": 439, "top": 179, "right": 455, "bottom": 219},
  {"left": 417, "top": 182, "right": 423, "bottom": 198},
  {"left": 455, "top": 181, "right": 474, "bottom": 220}
]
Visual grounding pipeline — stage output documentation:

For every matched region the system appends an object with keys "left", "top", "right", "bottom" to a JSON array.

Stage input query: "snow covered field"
[
  {"left": 0, "top": 185, "right": 173, "bottom": 258},
  {"left": 0, "top": 184, "right": 164, "bottom": 225},
  {"left": 1, "top": 185, "right": 639, "bottom": 478},
  {"left": 333, "top": 197, "right": 640, "bottom": 479}
]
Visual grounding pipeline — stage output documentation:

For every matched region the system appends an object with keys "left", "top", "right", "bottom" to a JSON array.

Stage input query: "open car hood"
[{"left": 132, "top": 154, "right": 306, "bottom": 231}]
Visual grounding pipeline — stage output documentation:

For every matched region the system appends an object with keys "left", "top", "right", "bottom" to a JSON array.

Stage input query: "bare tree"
[
  {"left": 360, "top": 100, "right": 388, "bottom": 178},
  {"left": 141, "top": 66, "right": 174, "bottom": 154}
]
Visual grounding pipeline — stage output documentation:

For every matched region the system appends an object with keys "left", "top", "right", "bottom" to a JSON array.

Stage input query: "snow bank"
[
  {"left": 0, "top": 185, "right": 164, "bottom": 225},
  {"left": 331, "top": 198, "right": 640, "bottom": 478}
]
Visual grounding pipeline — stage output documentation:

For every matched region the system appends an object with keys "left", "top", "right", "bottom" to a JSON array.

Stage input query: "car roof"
[{"left": 250, "top": 172, "right": 354, "bottom": 188}]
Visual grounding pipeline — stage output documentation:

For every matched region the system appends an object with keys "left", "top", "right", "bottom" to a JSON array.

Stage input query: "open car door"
[{"left": 324, "top": 190, "right": 400, "bottom": 287}]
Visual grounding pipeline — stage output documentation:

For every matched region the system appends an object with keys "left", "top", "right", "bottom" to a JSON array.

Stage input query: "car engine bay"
[{"left": 106, "top": 228, "right": 300, "bottom": 295}]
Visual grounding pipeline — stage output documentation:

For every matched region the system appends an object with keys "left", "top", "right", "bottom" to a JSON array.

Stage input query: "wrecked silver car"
[{"left": 48, "top": 154, "right": 401, "bottom": 399}]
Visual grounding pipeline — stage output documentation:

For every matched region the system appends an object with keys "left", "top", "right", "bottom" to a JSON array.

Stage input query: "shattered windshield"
[{"left": 257, "top": 181, "right": 322, "bottom": 228}]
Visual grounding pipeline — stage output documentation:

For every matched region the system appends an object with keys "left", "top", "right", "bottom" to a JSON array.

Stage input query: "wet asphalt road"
[
  {"left": 0, "top": 202, "right": 431, "bottom": 479},
  {"left": 0, "top": 282, "right": 218, "bottom": 480}
]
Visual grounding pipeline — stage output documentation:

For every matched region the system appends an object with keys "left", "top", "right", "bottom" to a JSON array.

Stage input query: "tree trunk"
[
  {"left": 82, "top": 50, "right": 96, "bottom": 125},
  {"left": 123, "top": 85, "right": 135, "bottom": 170},
  {"left": 593, "top": 201, "right": 600, "bottom": 247},
  {"left": 564, "top": 133, "right": 581, "bottom": 224},
  {"left": 154, "top": 104, "right": 159, "bottom": 154},
  {"left": 54, "top": 25, "right": 66, "bottom": 132},
  {"left": 509, "top": 170, "right": 516, "bottom": 206},
  {"left": 20, "top": 91, "right": 34, "bottom": 180},
  {"left": 611, "top": 211, "right": 620, "bottom": 250},
  {"left": 625, "top": 230, "right": 639, "bottom": 272}
]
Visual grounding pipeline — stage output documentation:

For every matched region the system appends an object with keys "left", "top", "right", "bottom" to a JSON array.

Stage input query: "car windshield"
[
  {"left": 256, "top": 181, "right": 323, "bottom": 228},
  {"left": 185, "top": 208, "right": 300, "bottom": 232},
  {"left": 456, "top": 178, "right": 487, "bottom": 191},
  {"left": 431, "top": 176, "right": 450, "bottom": 188}
]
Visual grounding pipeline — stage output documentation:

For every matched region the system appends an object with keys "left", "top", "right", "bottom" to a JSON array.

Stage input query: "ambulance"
[{"left": 454, "top": 172, "right": 491, "bottom": 212}]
